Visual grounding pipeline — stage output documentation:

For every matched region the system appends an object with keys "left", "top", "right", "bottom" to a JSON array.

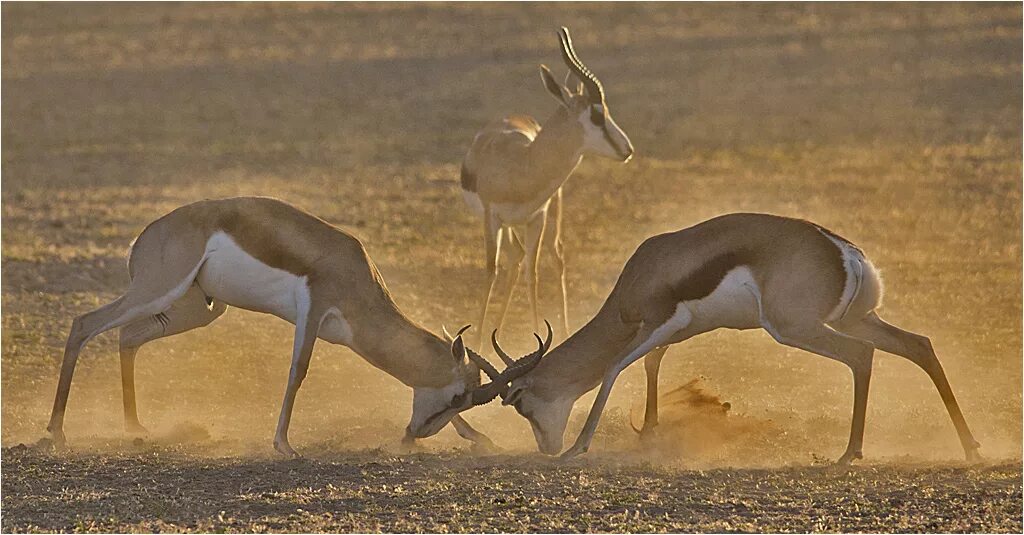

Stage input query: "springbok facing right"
[
  {"left": 45, "top": 196, "right": 540, "bottom": 456},
  {"left": 488, "top": 213, "right": 982, "bottom": 463},
  {"left": 461, "top": 27, "right": 634, "bottom": 348}
]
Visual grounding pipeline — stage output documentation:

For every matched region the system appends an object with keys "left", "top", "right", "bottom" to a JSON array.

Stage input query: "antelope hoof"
[
  {"left": 836, "top": 450, "right": 863, "bottom": 466},
  {"left": 273, "top": 439, "right": 301, "bottom": 459},
  {"left": 638, "top": 424, "right": 660, "bottom": 443},
  {"left": 34, "top": 436, "right": 59, "bottom": 452},
  {"left": 471, "top": 437, "right": 501, "bottom": 454},
  {"left": 398, "top": 435, "right": 424, "bottom": 454},
  {"left": 126, "top": 422, "right": 149, "bottom": 436},
  {"left": 559, "top": 444, "right": 588, "bottom": 460},
  {"left": 965, "top": 445, "right": 983, "bottom": 463},
  {"left": 40, "top": 428, "right": 66, "bottom": 451}
]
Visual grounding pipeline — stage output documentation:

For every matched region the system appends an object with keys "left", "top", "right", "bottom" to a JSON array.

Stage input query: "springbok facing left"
[
  {"left": 488, "top": 213, "right": 982, "bottom": 464},
  {"left": 45, "top": 196, "right": 536, "bottom": 456}
]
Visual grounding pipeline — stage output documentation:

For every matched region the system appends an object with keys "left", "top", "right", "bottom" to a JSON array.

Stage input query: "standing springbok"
[
  {"left": 45, "top": 196, "right": 540, "bottom": 456},
  {"left": 461, "top": 27, "right": 634, "bottom": 346},
  {"left": 488, "top": 213, "right": 982, "bottom": 463}
]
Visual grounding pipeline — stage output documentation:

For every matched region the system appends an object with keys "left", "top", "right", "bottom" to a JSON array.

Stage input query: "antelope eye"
[{"left": 590, "top": 107, "right": 605, "bottom": 126}]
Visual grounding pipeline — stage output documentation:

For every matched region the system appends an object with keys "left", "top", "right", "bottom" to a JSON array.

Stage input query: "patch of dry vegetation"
[{"left": 2, "top": 447, "right": 1020, "bottom": 533}]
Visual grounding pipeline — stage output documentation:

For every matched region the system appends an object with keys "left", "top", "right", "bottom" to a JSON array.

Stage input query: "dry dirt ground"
[{"left": 2, "top": 2, "right": 1022, "bottom": 533}]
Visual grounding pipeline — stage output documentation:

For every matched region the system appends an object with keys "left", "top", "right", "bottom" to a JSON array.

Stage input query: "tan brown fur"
[
  {"left": 463, "top": 28, "right": 634, "bottom": 346},
  {"left": 48, "top": 197, "right": 495, "bottom": 456},
  {"left": 502, "top": 214, "right": 981, "bottom": 463}
]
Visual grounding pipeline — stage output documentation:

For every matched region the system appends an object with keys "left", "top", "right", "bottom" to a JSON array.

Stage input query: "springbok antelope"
[
  {"left": 461, "top": 27, "right": 634, "bottom": 346},
  {"left": 489, "top": 213, "right": 982, "bottom": 463},
  {"left": 45, "top": 196, "right": 540, "bottom": 456}
]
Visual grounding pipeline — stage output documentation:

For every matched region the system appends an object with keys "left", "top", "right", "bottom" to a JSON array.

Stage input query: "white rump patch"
[{"left": 817, "top": 229, "right": 865, "bottom": 323}]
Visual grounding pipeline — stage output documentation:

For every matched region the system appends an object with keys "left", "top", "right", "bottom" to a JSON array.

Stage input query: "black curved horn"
[
  {"left": 466, "top": 347, "right": 500, "bottom": 380},
  {"left": 491, "top": 329, "right": 516, "bottom": 366},
  {"left": 468, "top": 329, "right": 550, "bottom": 407}
]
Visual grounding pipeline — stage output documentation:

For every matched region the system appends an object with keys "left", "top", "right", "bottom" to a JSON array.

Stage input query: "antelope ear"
[
  {"left": 564, "top": 71, "right": 584, "bottom": 95},
  {"left": 450, "top": 335, "right": 468, "bottom": 363},
  {"left": 539, "top": 64, "right": 570, "bottom": 107}
]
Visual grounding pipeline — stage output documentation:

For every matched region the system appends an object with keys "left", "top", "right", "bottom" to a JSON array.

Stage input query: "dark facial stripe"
[
  {"left": 672, "top": 251, "right": 752, "bottom": 302},
  {"left": 420, "top": 392, "right": 467, "bottom": 431},
  {"left": 460, "top": 162, "right": 477, "bottom": 193},
  {"left": 598, "top": 117, "right": 629, "bottom": 159},
  {"left": 602, "top": 123, "right": 618, "bottom": 151}
]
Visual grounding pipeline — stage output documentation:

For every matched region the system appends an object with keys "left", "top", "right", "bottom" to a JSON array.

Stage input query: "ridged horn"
[
  {"left": 557, "top": 27, "right": 604, "bottom": 105},
  {"left": 466, "top": 347, "right": 500, "bottom": 380},
  {"left": 470, "top": 329, "right": 548, "bottom": 406}
]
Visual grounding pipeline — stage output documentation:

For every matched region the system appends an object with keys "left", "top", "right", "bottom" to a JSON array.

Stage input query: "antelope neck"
[
  {"left": 349, "top": 304, "right": 458, "bottom": 389},
  {"left": 527, "top": 107, "right": 584, "bottom": 190},
  {"left": 528, "top": 301, "right": 637, "bottom": 401}
]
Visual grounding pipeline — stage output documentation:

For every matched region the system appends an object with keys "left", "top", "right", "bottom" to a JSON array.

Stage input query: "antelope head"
[
  {"left": 490, "top": 323, "right": 573, "bottom": 455},
  {"left": 408, "top": 325, "right": 550, "bottom": 439},
  {"left": 539, "top": 27, "right": 634, "bottom": 163}
]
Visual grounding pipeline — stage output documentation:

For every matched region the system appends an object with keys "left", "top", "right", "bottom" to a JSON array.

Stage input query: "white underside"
[
  {"left": 197, "top": 234, "right": 356, "bottom": 346},
  {"left": 681, "top": 266, "right": 762, "bottom": 332},
  {"left": 461, "top": 190, "right": 551, "bottom": 225},
  {"left": 196, "top": 232, "right": 317, "bottom": 328},
  {"left": 639, "top": 249, "right": 875, "bottom": 352},
  {"left": 612, "top": 267, "right": 762, "bottom": 361}
]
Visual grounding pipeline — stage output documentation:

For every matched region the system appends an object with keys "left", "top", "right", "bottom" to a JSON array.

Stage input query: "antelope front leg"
[
  {"left": 560, "top": 370, "right": 620, "bottom": 459},
  {"left": 273, "top": 308, "right": 321, "bottom": 458},
  {"left": 451, "top": 415, "right": 499, "bottom": 452},
  {"left": 561, "top": 326, "right": 668, "bottom": 459}
]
